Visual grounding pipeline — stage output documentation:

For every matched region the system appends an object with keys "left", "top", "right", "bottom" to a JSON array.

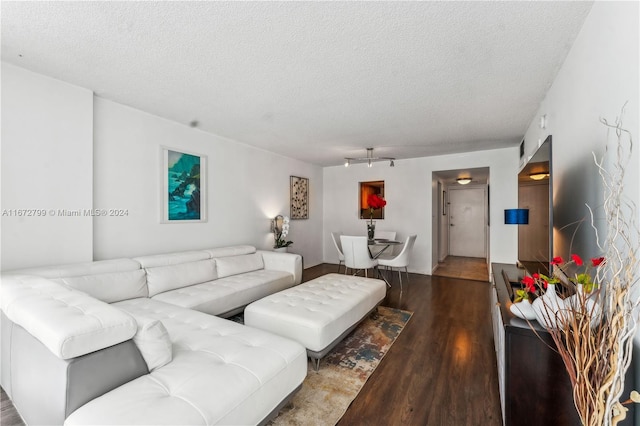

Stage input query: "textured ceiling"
[{"left": 1, "top": 1, "right": 593, "bottom": 166}]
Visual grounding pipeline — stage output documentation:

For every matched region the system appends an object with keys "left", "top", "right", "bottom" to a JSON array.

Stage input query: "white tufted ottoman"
[{"left": 244, "top": 273, "right": 387, "bottom": 369}]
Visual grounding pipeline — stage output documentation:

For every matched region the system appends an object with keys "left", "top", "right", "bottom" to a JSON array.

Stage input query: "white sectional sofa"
[{"left": 0, "top": 245, "right": 307, "bottom": 425}]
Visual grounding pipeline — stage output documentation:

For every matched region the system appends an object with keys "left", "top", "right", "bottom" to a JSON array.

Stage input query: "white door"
[{"left": 449, "top": 187, "right": 486, "bottom": 258}]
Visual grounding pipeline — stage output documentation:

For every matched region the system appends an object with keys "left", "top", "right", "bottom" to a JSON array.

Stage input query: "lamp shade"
[{"left": 504, "top": 209, "right": 529, "bottom": 225}]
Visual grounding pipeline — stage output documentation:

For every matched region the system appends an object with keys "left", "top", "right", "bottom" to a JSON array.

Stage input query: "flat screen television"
[{"left": 517, "top": 135, "right": 552, "bottom": 276}]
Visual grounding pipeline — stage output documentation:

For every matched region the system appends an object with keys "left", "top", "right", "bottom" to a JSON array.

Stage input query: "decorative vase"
[
  {"left": 509, "top": 299, "right": 537, "bottom": 320},
  {"left": 274, "top": 247, "right": 288, "bottom": 253},
  {"left": 564, "top": 284, "right": 602, "bottom": 329},
  {"left": 532, "top": 284, "right": 564, "bottom": 329},
  {"left": 367, "top": 222, "right": 375, "bottom": 240}
]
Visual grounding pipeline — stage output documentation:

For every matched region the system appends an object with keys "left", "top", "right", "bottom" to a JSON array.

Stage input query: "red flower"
[
  {"left": 591, "top": 257, "right": 605, "bottom": 267},
  {"left": 551, "top": 256, "right": 564, "bottom": 265},
  {"left": 367, "top": 194, "right": 387, "bottom": 209},
  {"left": 542, "top": 280, "right": 548, "bottom": 289},
  {"left": 532, "top": 273, "right": 540, "bottom": 279},
  {"left": 571, "top": 254, "right": 583, "bottom": 266},
  {"left": 521, "top": 276, "right": 534, "bottom": 286}
]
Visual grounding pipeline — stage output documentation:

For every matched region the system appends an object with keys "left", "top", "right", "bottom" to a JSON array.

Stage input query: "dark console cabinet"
[{"left": 490, "top": 263, "right": 633, "bottom": 426}]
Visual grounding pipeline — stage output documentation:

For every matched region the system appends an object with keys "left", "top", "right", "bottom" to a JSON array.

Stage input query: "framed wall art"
[
  {"left": 161, "top": 147, "right": 207, "bottom": 223},
  {"left": 359, "top": 180, "right": 385, "bottom": 219},
  {"left": 290, "top": 176, "right": 309, "bottom": 219}
]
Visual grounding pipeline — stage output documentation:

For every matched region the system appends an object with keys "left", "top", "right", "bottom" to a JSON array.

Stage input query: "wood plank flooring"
[
  {"left": 432, "top": 255, "right": 489, "bottom": 282},
  {"left": 1, "top": 264, "right": 502, "bottom": 426}
]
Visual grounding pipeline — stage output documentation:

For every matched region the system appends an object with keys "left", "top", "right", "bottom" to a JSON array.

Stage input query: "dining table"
[{"left": 367, "top": 238, "right": 402, "bottom": 259}]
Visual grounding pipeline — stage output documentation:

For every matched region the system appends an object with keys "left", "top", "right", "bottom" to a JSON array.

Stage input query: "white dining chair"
[
  {"left": 377, "top": 234, "right": 417, "bottom": 292},
  {"left": 340, "top": 235, "right": 379, "bottom": 278},
  {"left": 330, "top": 231, "right": 345, "bottom": 273}
]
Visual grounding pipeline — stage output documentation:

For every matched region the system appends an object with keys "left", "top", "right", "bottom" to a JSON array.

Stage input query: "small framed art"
[{"left": 290, "top": 176, "right": 309, "bottom": 219}]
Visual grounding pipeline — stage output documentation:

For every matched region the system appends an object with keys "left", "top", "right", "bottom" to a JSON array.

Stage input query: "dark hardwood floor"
[
  {"left": 1, "top": 263, "right": 502, "bottom": 426},
  {"left": 312, "top": 264, "right": 502, "bottom": 426}
]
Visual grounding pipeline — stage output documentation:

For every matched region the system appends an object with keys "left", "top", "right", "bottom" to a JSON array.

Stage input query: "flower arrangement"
[
  {"left": 519, "top": 111, "right": 639, "bottom": 426},
  {"left": 273, "top": 216, "right": 293, "bottom": 249},
  {"left": 366, "top": 193, "right": 386, "bottom": 225},
  {"left": 520, "top": 254, "right": 606, "bottom": 296}
]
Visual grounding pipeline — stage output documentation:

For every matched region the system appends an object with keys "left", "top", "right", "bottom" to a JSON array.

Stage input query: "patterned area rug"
[{"left": 269, "top": 306, "right": 412, "bottom": 426}]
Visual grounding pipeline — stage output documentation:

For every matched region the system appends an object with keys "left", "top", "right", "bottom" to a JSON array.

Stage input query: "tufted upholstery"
[
  {"left": 245, "top": 273, "right": 386, "bottom": 355},
  {"left": 152, "top": 269, "right": 294, "bottom": 316},
  {"left": 1, "top": 245, "right": 304, "bottom": 425},
  {"left": 1, "top": 276, "right": 137, "bottom": 359},
  {"left": 66, "top": 298, "right": 307, "bottom": 426}
]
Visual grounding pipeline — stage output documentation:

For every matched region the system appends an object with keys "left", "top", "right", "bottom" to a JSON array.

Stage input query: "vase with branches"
[{"left": 522, "top": 109, "right": 639, "bottom": 426}]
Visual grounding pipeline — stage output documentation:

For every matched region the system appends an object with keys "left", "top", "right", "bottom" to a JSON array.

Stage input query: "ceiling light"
[
  {"left": 344, "top": 148, "right": 395, "bottom": 168},
  {"left": 457, "top": 178, "right": 472, "bottom": 185},
  {"left": 529, "top": 172, "right": 549, "bottom": 180}
]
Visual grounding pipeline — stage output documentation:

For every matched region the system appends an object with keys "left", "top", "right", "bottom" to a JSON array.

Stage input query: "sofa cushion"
[
  {"left": 202, "top": 245, "right": 256, "bottom": 258},
  {"left": 51, "top": 269, "right": 148, "bottom": 303},
  {"left": 3, "top": 258, "right": 141, "bottom": 278},
  {"left": 68, "top": 298, "right": 307, "bottom": 426},
  {"left": 132, "top": 317, "right": 172, "bottom": 372},
  {"left": 145, "top": 259, "right": 217, "bottom": 297},
  {"left": 151, "top": 269, "right": 295, "bottom": 316},
  {"left": 133, "top": 251, "right": 210, "bottom": 268},
  {"left": 214, "top": 253, "right": 264, "bottom": 279},
  {"left": 1, "top": 276, "right": 137, "bottom": 359}
]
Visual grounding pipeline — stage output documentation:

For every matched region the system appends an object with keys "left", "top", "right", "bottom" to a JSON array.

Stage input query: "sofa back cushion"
[
  {"left": 4, "top": 258, "right": 141, "bottom": 279},
  {"left": 133, "top": 251, "right": 209, "bottom": 268},
  {"left": 215, "top": 253, "right": 264, "bottom": 278},
  {"left": 52, "top": 270, "right": 148, "bottom": 303},
  {"left": 3, "top": 258, "right": 147, "bottom": 304},
  {"left": 202, "top": 245, "right": 256, "bottom": 259},
  {"left": 145, "top": 260, "right": 217, "bottom": 297}
]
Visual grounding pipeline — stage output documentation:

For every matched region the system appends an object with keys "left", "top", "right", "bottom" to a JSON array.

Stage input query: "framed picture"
[
  {"left": 290, "top": 176, "right": 309, "bottom": 219},
  {"left": 442, "top": 190, "right": 447, "bottom": 216},
  {"left": 161, "top": 147, "right": 207, "bottom": 223},
  {"left": 359, "top": 181, "right": 385, "bottom": 219}
]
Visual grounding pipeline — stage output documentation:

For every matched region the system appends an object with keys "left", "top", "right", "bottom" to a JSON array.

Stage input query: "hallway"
[{"left": 432, "top": 256, "right": 489, "bottom": 282}]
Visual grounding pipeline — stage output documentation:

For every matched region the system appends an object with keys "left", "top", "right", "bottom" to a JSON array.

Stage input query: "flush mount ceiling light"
[
  {"left": 344, "top": 148, "right": 395, "bottom": 168},
  {"left": 456, "top": 177, "right": 472, "bottom": 185},
  {"left": 529, "top": 172, "right": 549, "bottom": 180}
]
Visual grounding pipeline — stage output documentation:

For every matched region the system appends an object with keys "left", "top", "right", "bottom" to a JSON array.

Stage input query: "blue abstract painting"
[{"left": 166, "top": 149, "right": 202, "bottom": 221}]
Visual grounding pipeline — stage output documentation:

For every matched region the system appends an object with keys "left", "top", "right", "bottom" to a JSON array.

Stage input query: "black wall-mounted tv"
[{"left": 517, "top": 135, "right": 553, "bottom": 276}]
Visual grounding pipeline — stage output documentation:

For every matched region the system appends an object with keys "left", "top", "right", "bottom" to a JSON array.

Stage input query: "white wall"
[
  {"left": 521, "top": 2, "right": 639, "bottom": 419},
  {"left": 1, "top": 63, "right": 94, "bottom": 270},
  {"left": 93, "top": 98, "right": 324, "bottom": 266},
  {"left": 322, "top": 147, "right": 519, "bottom": 274},
  {"left": 523, "top": 2, "right": 639, "bottom": 259}
]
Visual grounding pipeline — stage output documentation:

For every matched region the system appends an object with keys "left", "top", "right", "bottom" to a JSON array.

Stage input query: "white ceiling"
[{"left": 1, "top": 1, "right": 593, "bottom": 167}]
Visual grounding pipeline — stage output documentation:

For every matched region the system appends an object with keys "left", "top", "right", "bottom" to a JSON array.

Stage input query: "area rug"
[{"left": 268, "top": 306, "right": 412, "bottom": 426}]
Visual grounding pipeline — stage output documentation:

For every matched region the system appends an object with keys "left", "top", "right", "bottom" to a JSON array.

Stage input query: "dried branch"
[{"left": 534, "top": 106, "right": 639, "bottom": 426}]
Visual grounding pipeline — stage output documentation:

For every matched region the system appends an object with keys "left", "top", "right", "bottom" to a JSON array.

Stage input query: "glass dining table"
[{"left": 367, "top": 238, "right": 402, "bottom": 259}]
